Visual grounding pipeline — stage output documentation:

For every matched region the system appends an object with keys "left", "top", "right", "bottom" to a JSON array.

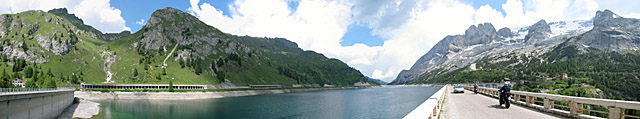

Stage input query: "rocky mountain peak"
[
  {"left": 147, "top": 7, "right": 187, "bottom": 27},
  {"left": 497, "top": 27, "right": 513, "bottom": 38},
  {"left": 524, "top": 20, "right": 552, "bottom": 45},
  {"left": 459, "top": 23, "right": 497, "bottom": 46},
  {"left": 594, "top": 9, "right": 619, "bottom": 27},
  {"left": 465, "top": 23, "right": 497, "bottom": 37},
  {"left": 571, "top": 9, "right": 640, "bottom": 50},
  {"left": 529, "top": 20, "right": 552, "bottom": 34},
  {"left": 48, "top": 8, "right": 70, "bottom": 16},
  {"left": 592, "top": 9, "right": 639, "bottom": 32},
  {"left": 47, "top": 8, "right": 130, "bottom": 41}
]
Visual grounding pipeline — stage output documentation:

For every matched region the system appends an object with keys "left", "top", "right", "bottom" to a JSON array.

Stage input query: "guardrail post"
[
  {"left": 526, "top": 96, "right": 534, "bottom": 105},
  {"left": 569, "top": 101, "right": 583, "bottom": 117},
  {"left": 515, "top": 94, "right": 520, "bottom": 102},
  {"left": 608, "top": 107, "right": 624, "bottom": 119},
  {"left": 543, "top": 98, "right": 554, "bottom": 110}
]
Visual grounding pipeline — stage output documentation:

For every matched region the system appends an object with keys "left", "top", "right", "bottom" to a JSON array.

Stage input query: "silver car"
[{"left": 453, "top": 86, "right": 464, "bottom": 93}]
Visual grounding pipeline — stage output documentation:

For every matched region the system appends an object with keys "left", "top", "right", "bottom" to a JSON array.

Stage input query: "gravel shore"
[
  {"left": 74, "top": 88, "right": 329, "bottom": 100},
  {"left": 57, "top": 99, "right": 100, "bottom": 119}
]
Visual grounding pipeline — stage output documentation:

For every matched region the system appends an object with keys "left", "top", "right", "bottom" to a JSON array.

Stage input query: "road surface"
[{"left": 441, "top": 86, "right": 563, "bottom": 119}]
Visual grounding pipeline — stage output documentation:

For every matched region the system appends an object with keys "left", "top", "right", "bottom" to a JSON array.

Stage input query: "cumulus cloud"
[
  {"left": 0, "top": 0, "right": 130, "bottom": 33},
  {"left": 188, "top": 0, "right": 474, "bottom": 81},
  {"left": 136, "top": 19, "right": 145, "bottom": 25},
  {"left": 189, "top": 0, "right": 640, "bottom": 82},
  {"left": 474, "top": 0, "right": 603, "bottom": 29}
]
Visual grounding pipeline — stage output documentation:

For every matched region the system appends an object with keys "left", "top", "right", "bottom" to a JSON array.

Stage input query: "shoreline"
[
  {"left": 75, "top": 87, "right": 365, "bottom": 100},
  {"left": 57, "top": 99, "right": 100, "bottom": 119}
]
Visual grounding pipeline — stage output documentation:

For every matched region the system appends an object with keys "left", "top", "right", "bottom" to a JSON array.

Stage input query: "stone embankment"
[{"left": 74, "top": 88, "right": 349, "bottom": 100}]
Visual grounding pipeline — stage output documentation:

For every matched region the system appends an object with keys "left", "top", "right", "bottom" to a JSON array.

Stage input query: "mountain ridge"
[
  {"left": 0, "top": 7, "right": 372, "bottom": 88},
  {"left": 394, "top": 9, "right": 640, "bottom": 100}
]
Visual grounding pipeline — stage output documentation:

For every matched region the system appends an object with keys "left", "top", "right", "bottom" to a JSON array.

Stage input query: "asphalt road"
[{"left": 441, "top": 86, "right": 563, "bottom": 119}]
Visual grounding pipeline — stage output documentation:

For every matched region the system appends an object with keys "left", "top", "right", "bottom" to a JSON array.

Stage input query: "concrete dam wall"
[{"left": 0, "top": 89, "right": 75, "bottom": 119}]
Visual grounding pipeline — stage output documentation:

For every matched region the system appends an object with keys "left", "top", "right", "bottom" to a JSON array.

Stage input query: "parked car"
[{"left": 453, "top": 86, "right": 465, "bottom": 93}]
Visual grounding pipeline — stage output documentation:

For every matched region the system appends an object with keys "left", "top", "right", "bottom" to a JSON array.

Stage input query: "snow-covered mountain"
[{"left": 390, "top": 14, "right": 595, "bottom": 84}]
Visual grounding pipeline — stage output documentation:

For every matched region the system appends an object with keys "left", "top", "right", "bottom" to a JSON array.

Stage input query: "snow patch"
[
  {"left": 550, "top": 20, "right": 593, "bottom": 37},
  {"left": 464, "top": 44, "right": 483, "bottom": 51},
  {"left": 613, "top": 14, "right": 620, "bottom": 18},
  {"left": 581, "top": 43, "right": 591, "bottom": 48}
]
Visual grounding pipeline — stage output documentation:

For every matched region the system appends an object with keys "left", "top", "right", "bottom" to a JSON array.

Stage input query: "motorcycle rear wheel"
[{"left": 505, "top": 102, "right": 510, "bottom": 108}]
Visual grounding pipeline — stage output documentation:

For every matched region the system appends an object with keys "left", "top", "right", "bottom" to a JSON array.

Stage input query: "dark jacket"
[{"left": 499, "top": 85, "right": 510, "bottom": 93}]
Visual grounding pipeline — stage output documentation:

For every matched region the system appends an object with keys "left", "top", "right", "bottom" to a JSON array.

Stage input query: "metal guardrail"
[
  {"left": 464, "top": 86, "right": 640, "bottom": 119},
  {"left": 404, "top": 85, "right": 448, "bottom": 119},
  {"left": 0, "top": 88, "right": 75, "bottom": 96}
]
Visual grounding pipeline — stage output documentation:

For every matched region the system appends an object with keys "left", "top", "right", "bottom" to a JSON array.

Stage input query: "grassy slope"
[
  {"left": 101, "top": 8, "right": 370, "bottom": 86},
  {"left": 2, "top": 8, "right": 372, "bottom": 87},
  {"left": 0, "top": 10, "right": 107, "bottom": 85}
]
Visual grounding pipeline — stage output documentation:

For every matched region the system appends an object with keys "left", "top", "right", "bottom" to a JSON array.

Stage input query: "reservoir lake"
[{"left": 94, "top": 86, "right": 441, "bottom": 119}]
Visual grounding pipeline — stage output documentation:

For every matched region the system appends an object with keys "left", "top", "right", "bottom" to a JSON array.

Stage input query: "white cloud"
[
  {"left": 0, "top": 0, "right": 130, "bottom": 33},
  {"left": 136, "top": 19, "right": 145, "bottom": 25},
  {"left": 188, "top": 0, "right": 475, "bottom": 81},
  {"left": 189, "top": 0, "right": 640, "bottom": 82},
  {"left": 473, "top": 0, "right": 602, "bottom": 29},
  {"left": 1, "top": 0, "right": 639, "bottom": 83}
]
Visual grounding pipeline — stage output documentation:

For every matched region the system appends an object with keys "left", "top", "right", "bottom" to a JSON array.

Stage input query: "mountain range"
[
  {"left": 391, "top": 9, "right": 640, "bottom": 100},
  {"left": 0, "top": 7, "right": 372, "bottom": 88}
]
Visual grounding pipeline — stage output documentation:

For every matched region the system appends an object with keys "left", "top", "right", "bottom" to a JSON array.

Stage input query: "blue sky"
[
  {"left": 110, "top": 0, "right": 389, "bottom": 47},
  {"left": 111, "top": 0, "right": 233, "bottom": 33},
  {"left": 111, "top": 0, "right": 508, "bottom": 47},
  {"left": 106, "top": 0, "right": 616, "bottom": 81}
]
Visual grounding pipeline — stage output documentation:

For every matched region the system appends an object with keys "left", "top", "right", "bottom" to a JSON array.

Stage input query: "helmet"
[{"left": 504, "top": 82, "right": 509, "bottom": 85}]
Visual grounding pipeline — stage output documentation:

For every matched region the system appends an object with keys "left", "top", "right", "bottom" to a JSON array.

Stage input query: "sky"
[{"left": 2, "top": 0, "right": 640, "bottom": 82}]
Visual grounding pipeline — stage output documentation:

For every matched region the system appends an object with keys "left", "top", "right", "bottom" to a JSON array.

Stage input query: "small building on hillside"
[
  {"left": 354, "top": 82, "right": 371, "bottom": 87},
  {"left": 555, "top": 73, "right": 568, "bottom": 79},
  {"left": 12, "top": 79, "right": 24, "bottom": 88},
  {"left": 249, "top": 85, "right": 282, "bottom": 89},
  {"left": 323, "top": 84, "right": 335, "bottom": 88}
]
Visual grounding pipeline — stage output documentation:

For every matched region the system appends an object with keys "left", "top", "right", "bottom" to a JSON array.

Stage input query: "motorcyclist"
[
  {"left": 473, "top": 84, "right": 478, "bottom": 94},
  {"left": 499, "top": 80, "right": 511, "bottom": 108}
]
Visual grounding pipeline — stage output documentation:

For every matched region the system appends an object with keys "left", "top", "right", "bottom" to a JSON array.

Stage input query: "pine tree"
[
  {"left": 21, "top": 41, "right": 28, "bottom": 51},
  {"left": 47, "top": 68, "right": 53, "bottom": 77},
  {"left": 179, "top": 58, "right": 185, "bottom": 68},
  {"left": 60, "top": 73, "right": 66, "bottom": 82},
  {"left": 162, "top": 68, "right": 167, "bottom": 75},
  {"left": 133, "top": 68, "right": 139, "bottom": 77},
  {"left": 12, "top": 71, "right": 19, "bottom": 80},
  {"left": 216, "top": 71, "right": 225, "bottom": 83},
  {"left": 169, "top": 80, "right": 174, "bottom": 92},
  {"left": 1, "top": 69, "right": 7, "bottom": 81},
  {"left": 25, "top": 78, "right": 37, "bottom": 88},
  {"left": 43, "top": 76, "right": 56, "bottom": 88},
  {"left": 24, "top": 66, "right": 33, "bottom": 78},
  {"left": 195, "top": 64, "right": 201, "bottom": 75}
]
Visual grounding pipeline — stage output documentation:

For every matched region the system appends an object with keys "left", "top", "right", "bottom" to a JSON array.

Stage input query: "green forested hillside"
[
  {"left": 0, "top": 10, "right": 111, "bottom": 88},
  {"left": 0, "top": 7, "right": 371, "bottom": 88},
  {"left": 411, "top": 42, "right": 640, "bottom": 101}
]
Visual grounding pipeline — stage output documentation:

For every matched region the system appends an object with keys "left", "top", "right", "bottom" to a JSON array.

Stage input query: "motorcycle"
[
  {"left": 499, "top": 92, "right": 511, "bottom": 108},
  {"left": 473, "top": 85, "right": 478, "bottom": 94}
]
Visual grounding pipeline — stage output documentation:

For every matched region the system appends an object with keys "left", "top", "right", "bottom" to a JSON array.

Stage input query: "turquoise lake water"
[{"left": 95, "top": 86, "right": 440, "bottom": 119}]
